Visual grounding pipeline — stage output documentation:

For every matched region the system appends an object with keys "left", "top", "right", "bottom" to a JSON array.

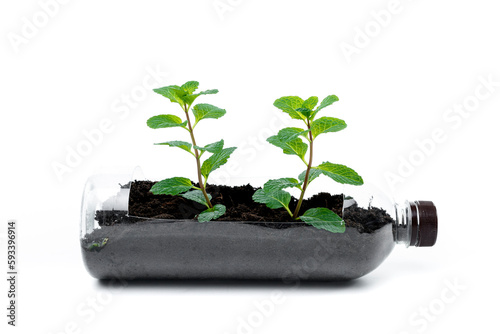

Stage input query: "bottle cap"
[{"left": 409, "top": 201, "right": 438, "bottom": 247}]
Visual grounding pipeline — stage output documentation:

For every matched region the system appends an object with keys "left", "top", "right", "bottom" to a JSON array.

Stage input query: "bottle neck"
[{"left": 395, "top": 201, "right": 438, "bottom": 247}]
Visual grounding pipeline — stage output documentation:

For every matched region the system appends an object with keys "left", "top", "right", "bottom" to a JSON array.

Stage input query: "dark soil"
[
  {"left": 95, "top": 181, "right": 394, "bottom": 233},
  {"left": 128, "top": 180, "right": 344, "bottom": 221}
]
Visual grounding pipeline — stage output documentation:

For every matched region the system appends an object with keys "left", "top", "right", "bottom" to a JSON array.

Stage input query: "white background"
[{"left": 1, "top": 0, "right": 499, "bottom": 333}]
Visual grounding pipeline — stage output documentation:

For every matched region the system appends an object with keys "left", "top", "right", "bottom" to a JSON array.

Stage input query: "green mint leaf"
[
  {"left": 273, "top": 96, "right": 306, "bottom": 120},
  {"left": 267, "top": 128, "right": 308, "bottom": 159},
  {"left": 300, "top": 208, "right": 345, "bottom": 233},
  {"left": 181, "top": 190, "right": 212, "bottom": 207},
  {"left": 200, "top": 147, "right": 237, "bottom": 178},
  {"left": 150, "top": 177, "right": 193, "bottom": 196},
  {"left": 147, "top": 114, "right": 187, "bottom": 129},
  {"left": 311, "top": 95, "right": 339, "bottom": 119},
  {"left": 315, "top": 162, "right": 364, "bottom": 185},
  {"left": 153, "top": 86, "right": 185, "bottom": 105},
  {"left": 196, "top": 89, "right": 218, "bottom": 95},
  {"left": 296, "top": 107, "right": 312, "bottom": 118},
  {"left": 263, "top": 178, "right": 300, "bottom": 193},
  {"left": 277, "top": 127, "right": 310, "bottom": 141},
  {"left": 182, "top": 89, "right": 219, "bottom": 107},
  {"left": 267, "top": 136, "right": 307, "bottom": 159},
  {"left": 154, "top": 140, "right": 192, "bottom": 154},
  {"left": 310, "top": 117, "right": 347, "bottom": 138},
  {"left": 181, "top": 81, "right": 199, "bottom": 94},
  {"left": 298, "top": 168, "right": 322, "bottom": 185},
  {"left": 192, "top": 103, "right": 226, "bottom": 125},
  {"left": 252, "top": 189, "right": 291, "bottom": 210},
  {"left": 154, "top": 84, "right": 218, "bottom": 109},
  {"left": 194, "top": 139, "right": 224, "bottom": 154},
  {"left": 302, "top": 96, "right": 319, "bottom": 110},
  {"left": 198, "top": 204, "right": 226, "bottom": 222}
]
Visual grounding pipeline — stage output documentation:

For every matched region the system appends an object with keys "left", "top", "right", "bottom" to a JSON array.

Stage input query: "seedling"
[
  {"left": 253, "top": 95, "right": 363, "bottom": 233},
  {"left": 147, "top": 81, "right": 236, "bottom": 222}
]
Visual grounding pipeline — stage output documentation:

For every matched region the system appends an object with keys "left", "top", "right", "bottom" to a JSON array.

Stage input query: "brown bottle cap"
[{"left": 411, "top": 201, "right": 438, "bottom": 247}]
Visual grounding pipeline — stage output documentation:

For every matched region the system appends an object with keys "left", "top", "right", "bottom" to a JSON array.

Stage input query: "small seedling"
[
  {"left": 147, "top": 81, "right": 236, "bottom": 222},
  {"left": 253, "top": 95, "right": 363, "bottom": 233}
]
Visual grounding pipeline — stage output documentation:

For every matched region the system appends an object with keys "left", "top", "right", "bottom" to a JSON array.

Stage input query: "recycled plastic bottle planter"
[{"left": 80, "top": 170, "right": 438, "bottom": 281}]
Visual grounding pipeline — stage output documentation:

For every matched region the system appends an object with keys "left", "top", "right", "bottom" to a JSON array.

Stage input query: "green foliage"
[
  {"left": 315, "top": 162, "right": 364, "bottom": 185},
  {"left": 192, "top": 104, "right": 226, "bottom": 125},
  {"left": 153, "top": 86, "right": 185, "bottom": 104},
  {"left": 198, "top": 204, "right": 226, "bottom": 222},
  {"left": 200, "top": 147, "right": 237, "bottom": 178},
  {"left": 252, "top": 189, "right": 292, "bottom": 214},
  {"left": 311, "top": 95, "right": 339, "bottom": 119},
  {"left": 262, "top": 178, "right": 300, "bottom": 193},
  {"left": 273, "top": 95, "right": 340, "bottom": 121},
  {"left": 150, "top": 177, "right": 193, "bottom": 196},
  {"left": 254, "top": 93, "right": 363, "bottom": 233},
  {"left": 153, "top": 83, "right": 218, "bottom": 109},
  {"left": 194, "top": 139, "right": 225, "bottom": 155},
  {"left": 298, "top": 168, "right": 322, "bottom": 185},
  {"left": 147, "top": 81, "right": 236, "bottom": 222},
  {"left": 155, "top": 141, "right": 193, "bottom": 155},
  {"left": 181, "top": 81, "right": 199, "bottom": 94},
  {"left": 252, "top": 178, "right": 302, "bottom": 216},
  {"left": 147, "top": 115, "right": 187, "bottom": 129},
  {"left": 273, "top": 96, "right": 306, "bottom": 120},
  {"left": 300, "top": 208, "right": 345, "bottom": 233},
  {"left": 302, "top": 96, "right": 319, "bottom": 110},
  {"left": 267, "top": 128, "right": 309, "bottom": 159},
  {"left": 310, "top": 117, "right": 346, "bottom": 138},
  {"left": 181, "top": 190, "right": 212, "bottom": 207}
]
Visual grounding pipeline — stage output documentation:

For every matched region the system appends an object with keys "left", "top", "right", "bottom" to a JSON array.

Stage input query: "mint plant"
[
  {"left": 147, "top": 81, "right": 236, "bottom": 222},
  {"left": 253, "top": 95, "right": 363, "bottom": 233}
]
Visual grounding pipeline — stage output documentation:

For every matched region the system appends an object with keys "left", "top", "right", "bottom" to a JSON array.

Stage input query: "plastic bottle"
[{"left": 80, "top": 169, "right": 438, "bottom": 281}]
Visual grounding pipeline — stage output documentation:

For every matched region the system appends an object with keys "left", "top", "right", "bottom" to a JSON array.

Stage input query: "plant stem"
[
  {"left": 183, "top": 104, "right": 213, "bottom": 209},
  {"left": 293, "top": 120, "right": 314, "bottom": 219},
  {"left": 284, "top": 205, "right": 294, "bottom": 218}
]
